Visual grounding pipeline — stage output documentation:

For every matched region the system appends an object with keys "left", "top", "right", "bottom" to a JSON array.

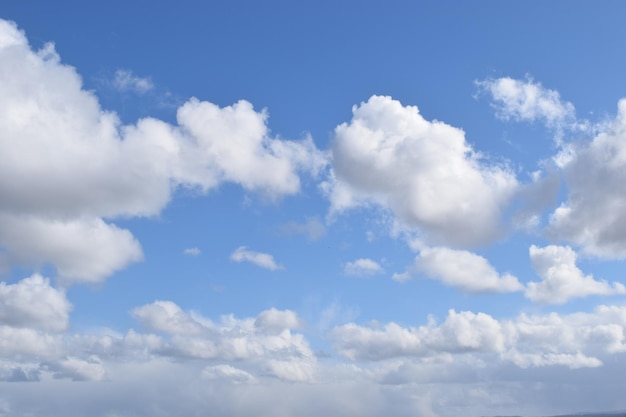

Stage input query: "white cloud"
[
  {"left": 255, "top": 308, "right": 301, "bottom": 332},
  {"left": 231, "top": 246, "right": 283, "bottom": 270},
  {"left": 525, "top": 245, "right": 626, "bottom": 304},
  {"left": 113, "top": 69, "right": 154, "bottom": 94},
  {"left": 398, "top": 247, "right": 523, "bottom": 293},
  {"left": 330, "top": 305, "right": 626, "bottom": 367},
  {"left": 183, "top": 247, "right": 201, "bottom": 256},
  {"left": 547, "top": 100, "right": 626, "bottom": 258},
  {"left": 202, "top": 364, "right": 257, "bottom": 384},
  {"left": 0, "top": 19, "right": 324, "bottom": 284},
  {"left": 344, "top": 258, "right": 384, "bottom": 277},
  {"left": 0, "top": 215, "right": 143, "bottom": 285},
  {"left": 131, "top": 300, "right": 205, "bottom": 336},
  {"left": 129, "top": 302, "right": 315, "bottom": 382},
  {"left": 44, "top": 356, "right": 105, "bottom": 381},
  {"left": 325, "top": 95, "right": 518, "bottom": 247},
  {"left": 0, "top": 274, "right": 71, "bottom": 332},
  {"left": 477, "top": 76, "right": 575, "bottom": 129}
]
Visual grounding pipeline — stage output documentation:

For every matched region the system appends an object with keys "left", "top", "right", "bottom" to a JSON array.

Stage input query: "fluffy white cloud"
[
  {"left": 0, "top": 19, "right": 324, "bottom": 283},
  {"left": 547, "top": 100, "right": 626, "bottom": 258},
  {"left": 344, "top": 258, "right": 384, "bottom": 277},
  {"left": 230, "top": 246, "right": 283, "bottom": 270},
  {"left": 477, "top": 76, "right": 575, "bottom": 129},
  {"left": 113, "top": 69, "right": 153, "bottom": 94},
  {"left": 526, "top": 245, "right": 626, "bottom": 304},
  {"left": 0, "top": 215, "right": 143, "bottom": 285},
  {"left": 131, "top": 300, "right": 205, "bottom": 336},
  {"left": 330, "top": 305, "right": 626, "bottom": 369},
  {"left": 326, "top": 95, "right": 518, "bottom": 247},
  {"left": 130, "top": 301, "right": 315, "bottom": 382},
  {"left": 0, "top": 275, "right": 71, "bottom": 332},
  {"left": 398, "top": 247, "right": 523, "bottom": 293},
  {"left": 254, "top": 308, "right": 301, "bottom": 332}
]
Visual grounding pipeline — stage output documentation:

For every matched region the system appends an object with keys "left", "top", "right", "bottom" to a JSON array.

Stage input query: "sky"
[{"left": 2, "top": 1, "right": 626, "bottom": 416}]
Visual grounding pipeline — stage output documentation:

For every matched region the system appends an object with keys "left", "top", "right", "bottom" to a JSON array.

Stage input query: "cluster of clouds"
[
  {"left": 393, "top": 244, "right": 625, "bottom": 304},
  {"left": 0, "top": 19, "right": 326, "bottom": 285},
  {"left": 330, "top": 304, "right": 626, "bottom": 368},
  {"left": 3, "top": 16, "right": 626, "bottom": 292},
  {"left": 4, "top": 16, "right": 626, "bottom": 417},
  {"left": 0, "top": 279, "right": 315, "bottom": 384}
]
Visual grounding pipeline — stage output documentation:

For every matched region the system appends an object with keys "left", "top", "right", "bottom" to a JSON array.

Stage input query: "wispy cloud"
[
  {"left": 231, "top": 246, "right": 283, "bottom": 271},
  {"left": 113, "top": 69, "right": 154, "bottom": 94},
  {"left": 183, "top": 247, "right": 201, "bottom": 256}
]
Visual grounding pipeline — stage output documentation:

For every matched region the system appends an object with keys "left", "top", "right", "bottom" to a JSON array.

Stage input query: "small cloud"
[
  {"left": 279, "top": 217, "right": 326, "bottom": 241},
  {"left": 184, "top": 247, "right": 201, "bottom": 256},
  {"left": 231, "top": 246, "right": 283, "bottom": 271},
  {"left": 344, "top": 258, "right": 384, "bottom": 277},
  {"left": 113, "top": 69, "right": 154, "bottom": 94}
]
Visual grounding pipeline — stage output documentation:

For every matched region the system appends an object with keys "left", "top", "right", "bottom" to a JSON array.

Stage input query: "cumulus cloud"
[
  {"left": 547, "top": 100, "right": 626, "bottom": 258},
  {"left": 526, "top": 245, "right": 626, "bottom": 304},
  {"left": 325, "top": 95, "right": 518, "bottom": 247},
  {"left": 477, "top": 76, "right": 576, "bottom": 129},
  {"left": 396, "top": 247, "right": 523, "bottom": 293},
  {"left": 113, "top": 69, "right": 154, "bottom": 94},
  {"left": 0, "top": 19, "right": 324, "bottom": 284},
  {"left": 231, "top": 246, "right": 283, "bottom": 270},
  {"left": 344, "top": 258, "right": 384, "bottom": 277},
  {"left": 255, "top": 308, "right": 301, "bottom": 332},
  {"left": 330, "top": 305, "right": 626, "bottom": 368},
  {"left": 130, "top": 301, "right": 315, "bottom": 382},
  {"left": 0, "top": 275, "right": 71, "bottom": 332}
]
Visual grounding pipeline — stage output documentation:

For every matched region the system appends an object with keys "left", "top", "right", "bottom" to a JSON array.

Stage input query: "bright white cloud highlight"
[
  {"left": 403, "top": 247, "right": 523, "bottom": 293},
  {"left": 231, "top": 246, "right": 283, "bottom": 270},
  {"left": 326, "top": 95, "right": 518, "bottom": 247},
  {"left": 477, "top": 76, "right": 575, "bottom": 128},
  {"left": 0, "top": 19, "right": 324, "bottom": 283},
  {"left": 526, "top": 245, "right": 626, "bottom": 304},
  {"left": 131, "top": 301, "right": 315, "bottom": 382},
  {"left": 330, "top": 305, "right": 626, "bottom": 367},
  {"left": 0, "top": 275, "right": 71, "bottom": 332},
  {"left": 344, "top": 258, "right": 384, "bottom": 277}
]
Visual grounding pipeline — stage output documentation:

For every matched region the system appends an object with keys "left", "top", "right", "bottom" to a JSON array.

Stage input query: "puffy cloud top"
[{"left": 327, "top": 95, "right": 518, "bottom": 247}]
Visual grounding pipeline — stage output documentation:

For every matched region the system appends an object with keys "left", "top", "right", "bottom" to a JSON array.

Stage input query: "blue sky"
[{"left": 2, "top": 2, "right": 626, "bottom": 416}]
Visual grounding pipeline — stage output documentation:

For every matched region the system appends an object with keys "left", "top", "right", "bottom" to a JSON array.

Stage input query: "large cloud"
[
  {"left": 131, "top": 301, "right": 315, "bottom": 382},
  {"left": 0, "top": 19, "right": 325, "bottom": 284},
  {"left": 526, "top": 245, "right": 626, "bottom": 304},
  {"left": 330, "top": 305, "right": 626, "bottom": 367},
  {"left": 548, "top": 100, "right": 626, "bottom": 258},
  {"left": 326, "top": 95, "right": 518, "bottom": 247}
]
